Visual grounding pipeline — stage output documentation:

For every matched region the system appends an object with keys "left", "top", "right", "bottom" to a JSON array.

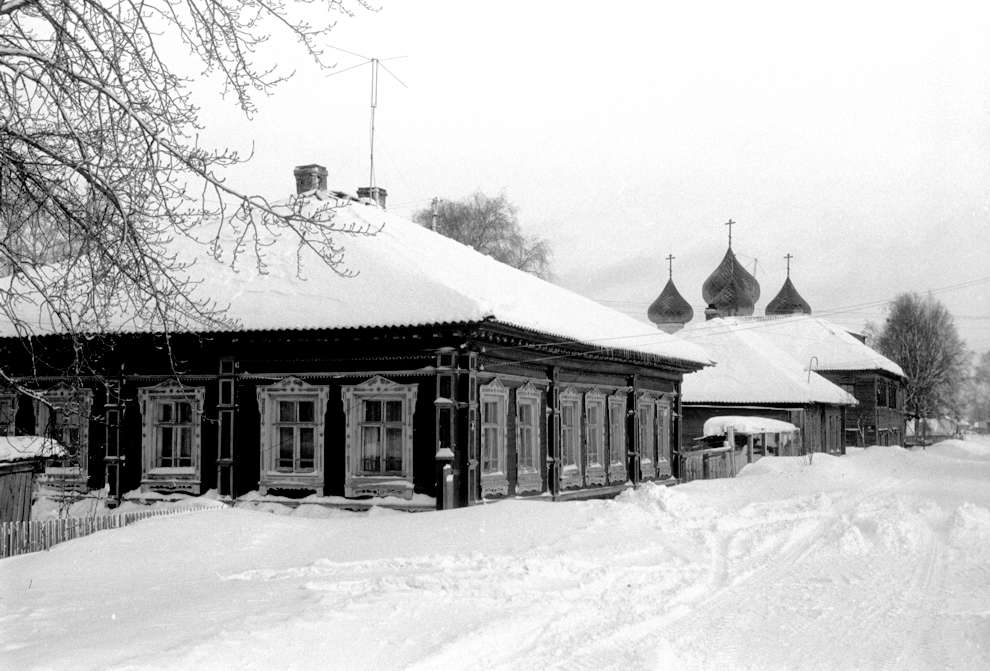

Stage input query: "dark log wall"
[
  {"left": 821, "top": 370, "right": 906, "bottom": 446},
  {"left": 0, "top": 323, "right": 696, "bottom": 506}
]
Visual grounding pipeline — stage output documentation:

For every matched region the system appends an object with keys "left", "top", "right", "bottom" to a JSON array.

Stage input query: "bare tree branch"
[{"left": 0, "top": 0, "right": 375, "bottom": 387}]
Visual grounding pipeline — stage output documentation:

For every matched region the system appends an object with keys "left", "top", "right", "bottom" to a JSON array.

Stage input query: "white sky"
[{"left": 197, "top": 0, "right": 990, "bottom": 350}]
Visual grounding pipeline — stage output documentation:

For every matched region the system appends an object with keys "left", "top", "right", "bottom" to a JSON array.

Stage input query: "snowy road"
[{"left": 3, "top": 440, "right": 990, "bottom": 670}]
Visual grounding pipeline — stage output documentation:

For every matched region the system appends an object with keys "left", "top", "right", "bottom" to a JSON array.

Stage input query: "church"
[{"left": 647, "top": 221, "right": 907, "bottom": 450}]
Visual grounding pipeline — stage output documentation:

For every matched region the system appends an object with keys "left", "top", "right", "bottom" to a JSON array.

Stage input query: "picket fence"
[{"left": 1, "top": 504, "right": 224, "bottom": 560}]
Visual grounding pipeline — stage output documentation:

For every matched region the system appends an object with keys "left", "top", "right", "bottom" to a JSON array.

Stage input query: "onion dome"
[
  {"left": 701, "top": 247, "right": 760, "bottom": 317},
  {"left": 766, "top": 255, "right": 811, "bottom": 315},
  {"left": 648, "top": 278, "right": 694, "bottom": 333}
]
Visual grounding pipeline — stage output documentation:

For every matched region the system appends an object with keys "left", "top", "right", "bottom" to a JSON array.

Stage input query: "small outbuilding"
[{"left": 0, "top": 436, "right": 64, "bottom": 522}]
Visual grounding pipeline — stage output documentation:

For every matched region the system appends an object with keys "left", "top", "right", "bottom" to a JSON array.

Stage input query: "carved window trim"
[
  {"left": 515, "top": 382, "right": 542, "bottom": 494},
  {"left": 559, "top": 387, "right": 582, "bottom": 489},
  {"left": 638, "top": 393, "right": 658, "bottom": 480},
  {"left": 341, "top": 376, "right": 417, "bottom": 499},
  {"left": 585, "top": 389, "right": 607, "bottom": 486},
  {"left": 138, "top": 382, "right": 205, "bottom": 492},
  {"left": 34, "top": 384, "right": 93, "bottom": 472},
  {"left": 259, "top": 377, "right": 329, "bottom": 494},
  {"left": 479, "top": 378, "right": 509, "bottom": 497},
  {"left": 607, "top": 392, "right": 627, "bottom": 483}
]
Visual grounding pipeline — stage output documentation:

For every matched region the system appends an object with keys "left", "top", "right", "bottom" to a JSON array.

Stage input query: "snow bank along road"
[{"left": 3, "top": 440, "right": 990, "bottom": 670}]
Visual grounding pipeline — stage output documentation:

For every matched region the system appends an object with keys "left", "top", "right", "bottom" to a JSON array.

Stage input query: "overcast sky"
[{"left": 199, "top": 0, "right": 990, "bottom": 351}]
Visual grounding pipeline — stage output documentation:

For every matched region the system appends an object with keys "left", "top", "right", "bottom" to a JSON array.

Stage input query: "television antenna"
[{"left": 324, "top": 45, "right": 407, "bottom": 189}]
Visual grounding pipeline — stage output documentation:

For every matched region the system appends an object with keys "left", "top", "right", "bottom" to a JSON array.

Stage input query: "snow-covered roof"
[
  {"left": 678, "top": 318, "right": 857, "bottom": 405},
  {"left": 0, "top": 194, "right": 711, "bottom": 368},
  {"left": 0, "top": 436, "right": 65, "bottom": 463},
  {"left": 728, "top": 315, "right": 905, "bottom": 377},
  {"left": 702, "top": 416, "right": 799, "bottom": 437}
]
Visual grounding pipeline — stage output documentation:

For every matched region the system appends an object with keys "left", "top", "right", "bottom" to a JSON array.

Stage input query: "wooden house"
[
  {"left": 677, "top": 317, "right": 857, "bottom": 458},
  {"left": 740, "top": 315, "right": 907, "bottom": 447},
  {"left": 0, "top": 165, "right": 711, "bottom": 509}
]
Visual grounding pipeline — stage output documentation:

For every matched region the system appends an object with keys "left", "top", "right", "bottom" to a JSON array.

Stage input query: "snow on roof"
[
  {"left": 726, "top": 315, "right": 905, "bottom": 378},
  {"left": 678, "top": 318, "right": 857, "bottom": 405},
  {"left": 0, "top": 436, "right": 65, "bottom": 463},
  {"left": 702, "top": 415, "right": 799, "bottom": 437},
  {"left": 0, "top": 195, "right": 712, "bottom": 367}
]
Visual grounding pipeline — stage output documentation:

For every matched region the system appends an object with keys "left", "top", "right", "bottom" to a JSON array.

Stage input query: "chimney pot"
[
  {"left": 357, "top": 186, "right": 388, "bottom": 209},
  {"left": 293, "top": 164, "right": 327, "bottom": 194}
]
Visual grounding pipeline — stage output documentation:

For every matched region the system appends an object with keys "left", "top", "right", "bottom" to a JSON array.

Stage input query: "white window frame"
[
  {"left": 585, "top": 389, "right": 607, "bottom": 486},
  {"left": 515, "top": 382, "right": 542, "bottom": 494},
  {"left": 638, "top": 394, "right": 657, "bottom": 480},
  {"left": 259, "top": 377, "right": 329, "bottom": 495},
  {"left": 138, "top": 383, "right": 205, "bottom": 493},
  {"left": 479, "top": 379, "right": 509, "bottom": 497},
  {"left": 341, "top": 375, "right": 417, "bottom": 499},
  {"left": 34, "top": 385, "right": 93, "bottom": 476},
  {"left": 608, "top": 392, "right": 627, "bottom": 484},
  {"left": 559, "top": 388, "right": 582, "bottom": 489}
]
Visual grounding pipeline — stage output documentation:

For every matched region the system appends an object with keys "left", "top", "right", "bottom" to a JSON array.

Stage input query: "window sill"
[
  {"left": 345, "top": 475, "right": 413, "bottom": 499},
  {"left": 148, "top": 467, "right": 196, "bottom": 476}
]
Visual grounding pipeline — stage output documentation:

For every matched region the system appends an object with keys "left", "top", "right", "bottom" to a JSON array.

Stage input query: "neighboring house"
[
  {"left": 678, "top": 318, "right": 857, "bottom": 457},
  {"left": 740, "top": 316, "right": 907, "bottom": 447},
  {"left": 0, "top": 165, "right": 711, "bottom": 509},
  {"left": 0, "top": 436, "right": 64, "bottom": 522}
]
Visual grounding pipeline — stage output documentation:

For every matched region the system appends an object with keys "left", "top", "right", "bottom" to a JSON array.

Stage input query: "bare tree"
[
  {"left": 0, "top": 0, "right": 373, "bottom": 353},
  {"left": 414, "top": 192, "right": 552, "bottom": 279},
  {"left": 874, "top": 292, "right": 969, "bottom": 422}
]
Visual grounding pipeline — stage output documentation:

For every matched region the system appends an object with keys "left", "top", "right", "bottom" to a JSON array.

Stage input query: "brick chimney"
[
  {"left": 357, "top": 186, "right": 388, "bottom": 209},
  {"left": 293, "top": 164, "right": 327, "bottom": 194}
]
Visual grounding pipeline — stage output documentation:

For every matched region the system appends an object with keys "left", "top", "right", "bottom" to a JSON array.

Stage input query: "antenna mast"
[{"left": 369, "top": 58, "right": 379, "bottom": 189}]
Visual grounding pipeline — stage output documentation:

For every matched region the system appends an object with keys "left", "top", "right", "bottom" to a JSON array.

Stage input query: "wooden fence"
[{"left": 1, "top": 504, "right": 224, "bottom": 560}]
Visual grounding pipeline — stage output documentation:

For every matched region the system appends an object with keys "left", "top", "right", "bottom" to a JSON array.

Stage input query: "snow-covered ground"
[{"left": 4, "top": 438, "right": 990, "bottom": 670}]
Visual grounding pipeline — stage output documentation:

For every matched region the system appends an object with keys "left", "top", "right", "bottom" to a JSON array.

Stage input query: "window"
[
  {"left": 138, "top": 383, "right": 204, "bottom": 493},
  {"left": 155, "top": 399, "right": 195, "bottom": 468},
  {"left": 359, "top": 399, "right": 404, "bottom": 474},
  {"left": 341, "top": 376, "right": 417, "bottom": 498},
  {"left": 478, "top": 379, "right": 509, "bottom": 497},
  {"left": 0, "top": 394, "right": 17, "bottom": 435},
  {"left": 516, "top": 384, "right": 541, "bottom": 474},
  {"left": 876, "top": 380, "right": 886, "bottom": 407},
  {"left": 638, "top": 397, "right": 657, "bottom": 479},
  {"left": 559, "top": 389, "right": 581, "bottom": 471},
  {"left": 608, "top": 393, "right": 627, "bottom": 482},
  {"left": 888, "top": 383, "right": 898, "bottom": 410},
  {"left": 259, "top": 377, "right": 329, "bottom": 494},
  {"left": 35, "top": 386, "right": 93, "bottom": 470},
  {"left": 585, "top": 392, "right": 605, "bottom": 468},
  {"left": 275, "top": 399, "right": 316, "bottom": 473}
]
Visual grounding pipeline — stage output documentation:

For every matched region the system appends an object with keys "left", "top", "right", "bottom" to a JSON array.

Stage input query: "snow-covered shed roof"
[
  {"left": 702, "top": 416, "right": 799, "bottom": 438},
  {"left": 0, "top": 194, "right": 712, "bottom": 368},
  {"left": 0, "top": 436, "right": 65, "bottom": 464},
  {"left": 730, "top": 315, "right": 905, "bottom": 378},
  {"left": 678, "top": 318, "right": 857, "bottom": 405}
]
